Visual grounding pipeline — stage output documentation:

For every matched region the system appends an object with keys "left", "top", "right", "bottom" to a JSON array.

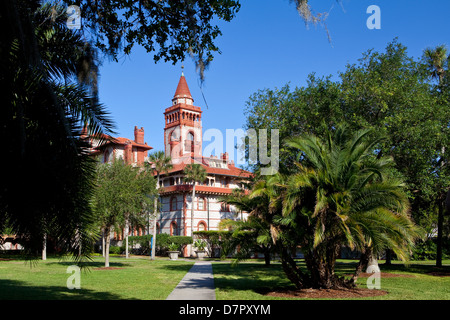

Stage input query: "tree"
[
  {"left": 421, "top": 45, "right": 450, "bottom": 267},
  {"left": 93, "top": 159, "right": 155, "bottom": 267},
  {"left": 251, "top": 126, "right": 422, "bottom": 289},
  {"left": 423, "top": 45, "right": 448, "bottom": 87},
  {"left": 0, "top": 0, "right": 238, "bottom": 259},
  {"left": 147, "top": 151, "right": 173, "bottom": 260},
  {"left": 244, "top": 39, "right": 449, "bottom": 264},
  {"left": 63, "top": 0, "right": 241, "bottom": 79},
  {"left": 183, "top": 164, "right": 207, "bottom": 240},
  {"left": 0, "top": 0, "right": 114, "bottom": 262},
  {"left": 220, "top": 188, "right": 275, "bottom": 265}
]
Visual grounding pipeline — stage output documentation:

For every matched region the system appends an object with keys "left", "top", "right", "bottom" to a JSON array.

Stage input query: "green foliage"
[
  {"left": 128, "top": 235, "right": 153, "bottom": 254},
  {"left": 93, "top": 159, "right": 156, "bottom": 232},
  {"left": 62, "top": 0, "right": 241, "bottom": 79},
  {"left": 246, "top": 125, "right": 422, "bottom": 289},
  {"left": 412, "top": 239, "right": 438, "bottom": 260},
  {"left": 155, "top": 234, "right": 192, "bottom": 250},
  {"left": 0, "top": 0, "right": 114, "bottom": 261},
  {"left": 193, "top": 239, "right": 207, "bottom": 251},
  {"left": 244, "top": 39, "right": 450, "bottom": 260},
  {"left": 183, "top": 164, "right": 208, "bottom": 184},
  {"left": 168, "top": 243, "right": 179, "bottom": 252},
  {"left": 109, "top": 246, "right": 123, "bottom": 255},
  {"left": 193, "top": 230, "right": 232, "bottom": 258}
]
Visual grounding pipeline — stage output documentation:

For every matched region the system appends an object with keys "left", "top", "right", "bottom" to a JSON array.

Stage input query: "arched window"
[
  {"left": 170, "top": 196, "right": 177, "bottom": 211},
  {"left": 197, "top": 221, "right": 207, "bottom": 231},
  {"left": 186, "top": 131, "right": 195, "bottom": 152},
  {"left": 170, "top": 221, "right": 178, "bottom": 236}
]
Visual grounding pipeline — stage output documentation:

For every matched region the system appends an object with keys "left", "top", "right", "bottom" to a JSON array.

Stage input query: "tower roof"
[{"left": 173, "top": 73, "right": 193, "bottom": 101}]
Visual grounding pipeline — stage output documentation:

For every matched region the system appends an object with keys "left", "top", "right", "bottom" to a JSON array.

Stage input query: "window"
[
  {"left": 170, "top": 221, "right": 178, "bottom": 236},
  {"left": 198, "top": 222, "right": 207, "bottom": 231},
  {"left": 186, "top": 131, "right": 195, "bottom": 152},
  {"left": 198, "top": 197, "right": 206, "bottom": 210},
  {"left": 170, "top": 196, "right": 177, "bottom": 211}
]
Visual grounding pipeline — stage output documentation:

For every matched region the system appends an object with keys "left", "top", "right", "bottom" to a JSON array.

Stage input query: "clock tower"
[{"left": 164, "top": 72, "right": 202, "bottom": 164}]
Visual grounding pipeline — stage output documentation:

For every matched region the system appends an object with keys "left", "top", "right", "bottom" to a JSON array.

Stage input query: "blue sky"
[{"left": 98, "top": 0, "right": 450, "bottom": 159}]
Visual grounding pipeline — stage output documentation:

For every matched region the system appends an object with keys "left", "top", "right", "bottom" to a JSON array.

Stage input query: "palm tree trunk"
[
  {"left": 104, "top": 227, "right": 111, "bottom": 267},
  {"left": 349, "top": 247, "right": 372, "bottom": 286},
  {"left": 436, "top": 197, "right": 444, "bottom": 267},
  {"left": 191, "top": 184, "right": 196, "bottom": 257},
  {"left": 151, "top": 196, "right": 157, "bottom": 260},
  {"left": 42, "top": 233, "right": 47, "bottom": 260},
  {"left": 102, "top": 229, "right": 105, "bottom": 257},
  {"left": 125, "top": 218, "right": 129, "bottom": 259},
  {"left": 191, "top": 184, "right": 196, "bottom": 236},
  {"left": 151, "top": 173, "right": 160, "bottom": 260}
]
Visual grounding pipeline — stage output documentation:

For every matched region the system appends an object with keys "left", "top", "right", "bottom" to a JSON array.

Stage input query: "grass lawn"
[
  {"left": 1, "top": 255, "right": 449, "bottom": 300},
  {"left": 212, "top": 259, "right": 450, "bottom": 300},
  {"left": 0, "top": 255, "right": 194, "bottom": 300}
]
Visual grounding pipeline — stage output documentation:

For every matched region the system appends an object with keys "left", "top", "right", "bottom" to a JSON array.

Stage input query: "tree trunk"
[
  {"left": 42, "top": 233, "right": 46, "bottom": 261},
  {"left": 151, "top": 196, "right": 157, "bottom": 260},
  {"left": 436, "top": 197, "right": 444, "bottom": 267},
  {"left": 102, "top": 229, "right": 105, "bottom": 257},
  {"left": 125, "top": 219, "right": 129, "bottom": 259},
  {"left": 191, "top": 185, "right": 196, "bottom": 236},
  {"left": 384, "top": 249, "right": 392, "bottom": 265},
  {"left": 104, "top": 228, "right": 111, "bottom": 268},
  {"left": 349, "top": 247, "right": 372, "bottom": 286},
  {"left": 263, "top": 250, "right": 271, "bottom": 266},
  {"left": 151, "top": 174, "right": 160, "bottom": 260},
  {"left": 190, "top": 184, "right": 196, "bottom": 256},
  {"left": 366, "top": 254, "right": 380, "bottom": 273},
  {"left": 279, "top": 246, "right": 308, "bottom": 289}
]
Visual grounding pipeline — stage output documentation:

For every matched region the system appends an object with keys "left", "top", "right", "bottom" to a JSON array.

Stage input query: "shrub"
[
  {"left": 109, "top": 246, "right": 122, "bottom": 255},
  {"left": 193, "top": 230, "right": 232, "bottom": 258}
]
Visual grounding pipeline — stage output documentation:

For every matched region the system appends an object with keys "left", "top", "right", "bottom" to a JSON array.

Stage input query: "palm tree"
[
  {"left": 0, "top": 0, "right": 114, "bottom": 262},
  {"left": 423, "top": 45, "right": 448, "bottom": 86},
  {"left": 183, "top": 164, "right": 207, "bottom": 241},
  {"left": 147, "top": 151, "right": 173, "bottom": 260},
  {"left": 220, "top": 189, "right": 275, "bottom": 265},
  {"left": 422, "top": 45, "right": 449, "bottom": 267},
  {"left": 255, "top": 126, "right": 422, "bottom": 289}
]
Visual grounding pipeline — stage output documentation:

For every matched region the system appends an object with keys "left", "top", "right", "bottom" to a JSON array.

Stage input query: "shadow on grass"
[
  {"left": 212, "top": 262, "right": 295, "bottom": 294},
  {"left": 0, "top": 279, "right": 123, "bottom": 300},
  {"left": 47, "top": 260, "right": 132, "bottom": 269}
]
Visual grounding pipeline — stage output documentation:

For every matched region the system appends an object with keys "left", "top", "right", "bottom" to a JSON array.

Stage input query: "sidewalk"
[{"left": 166, "top": 261, "right": 216, "bottom": 300}]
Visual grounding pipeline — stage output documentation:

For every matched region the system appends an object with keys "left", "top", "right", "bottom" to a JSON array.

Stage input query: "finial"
[{"left": 181, "top": 64, "right": 184, "bottom": 76}]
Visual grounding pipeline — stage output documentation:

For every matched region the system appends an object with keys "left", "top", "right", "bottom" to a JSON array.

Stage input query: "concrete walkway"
[{"left": 166, "top": 261, "right": 216, "bottom": 300}]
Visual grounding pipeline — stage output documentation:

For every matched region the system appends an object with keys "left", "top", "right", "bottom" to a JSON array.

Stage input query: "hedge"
[{"left": 193, "top": 230, "right": 232, "bottom": 258}]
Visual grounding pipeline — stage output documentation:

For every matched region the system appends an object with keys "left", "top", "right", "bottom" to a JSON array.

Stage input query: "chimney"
[
  {"left": 222, "top": 152, "right": 229, "bottom": 162},
  {"left": 134, "top": 126, "right": 144, "bottom": 144}
]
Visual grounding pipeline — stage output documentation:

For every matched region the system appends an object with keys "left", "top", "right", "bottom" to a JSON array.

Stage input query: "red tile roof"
[
  {"left": 173, "top": 74, "right": 193, "bottom": 100},
  {"left": 153, "top": 155, "right": 252, "bottom": 178},
  {"left": 95, "top": 136, "right": 152, "bottom": 150},
  {"left": 159, "top": 185, "right": 234, "bottom": 195}
]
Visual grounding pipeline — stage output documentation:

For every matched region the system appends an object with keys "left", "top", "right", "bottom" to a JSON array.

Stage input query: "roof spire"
[{"left": 173, "top": 69, "right": 193, "bottom": 104}]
